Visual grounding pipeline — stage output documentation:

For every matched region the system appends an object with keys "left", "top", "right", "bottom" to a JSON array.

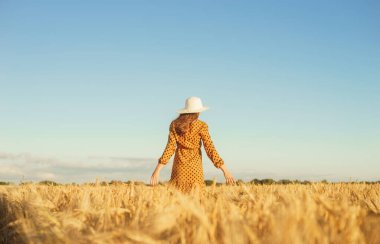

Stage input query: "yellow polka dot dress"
[{"left": 158, "top": 119, "right": 224, "bottom": 194}]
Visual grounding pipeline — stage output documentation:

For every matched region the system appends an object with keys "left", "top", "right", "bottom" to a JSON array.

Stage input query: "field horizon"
[{"left": 1, "top": 177, "right": 380, "bottom": 187}]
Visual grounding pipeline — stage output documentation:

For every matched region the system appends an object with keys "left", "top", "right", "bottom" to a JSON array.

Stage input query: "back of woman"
[{"left": 150, "top": 97, "right": 235, "bottom": 194}]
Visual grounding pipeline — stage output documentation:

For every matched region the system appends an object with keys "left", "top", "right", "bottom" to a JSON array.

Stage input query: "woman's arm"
[
  {"left": 200, "top": 123, "right": 225, "bottom": 168},
  {"left": 200, "top": 123, "right": 235, "bottom": 184},
  {"left": 151, "top": 122, "right": 176, "bottom": 186},
  {"left": 157, "top": 123, "right": 176, "bottom": 165}
]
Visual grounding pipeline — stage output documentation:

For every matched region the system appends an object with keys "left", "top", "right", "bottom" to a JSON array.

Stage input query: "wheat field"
[{"left": 0, "top": 182, "right": 379, "bottom": 244}]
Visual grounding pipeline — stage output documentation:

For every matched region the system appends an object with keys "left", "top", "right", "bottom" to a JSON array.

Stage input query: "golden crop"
[{"left": 1, "top": 182, "right": 379, "bottom": 244}]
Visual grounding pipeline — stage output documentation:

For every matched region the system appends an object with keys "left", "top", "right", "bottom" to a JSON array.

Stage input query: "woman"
[{"left": 150, "top": 97, "right": 235, "bottom": 194}]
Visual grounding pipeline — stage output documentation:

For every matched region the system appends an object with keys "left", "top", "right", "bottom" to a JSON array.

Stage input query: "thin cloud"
[{"left": 0, "top": 151, "right": 156, "bottom": 183}]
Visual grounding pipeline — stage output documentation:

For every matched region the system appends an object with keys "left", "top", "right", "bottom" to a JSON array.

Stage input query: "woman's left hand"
[
  {"left": 151, "top": 163, "right": 165, "bottom": 186},
  {"left": 150, "top": 170, "right": 159, "bottom": 186}
]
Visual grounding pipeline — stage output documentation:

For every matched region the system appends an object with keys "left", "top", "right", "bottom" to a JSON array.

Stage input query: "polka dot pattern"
[{"left": 158, "top": 119, "right": 225, "bottom": 194}]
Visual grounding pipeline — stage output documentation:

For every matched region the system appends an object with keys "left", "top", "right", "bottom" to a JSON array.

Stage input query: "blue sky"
[{"left": 0, "top": 0, "right": 379, "bottom": 183}]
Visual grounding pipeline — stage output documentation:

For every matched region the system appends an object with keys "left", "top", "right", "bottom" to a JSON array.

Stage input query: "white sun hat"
[{"left": 177, "top": 97, "right": 210, "bottom": 114}]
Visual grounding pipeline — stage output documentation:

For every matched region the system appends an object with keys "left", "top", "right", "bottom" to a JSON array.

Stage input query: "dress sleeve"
[
  {"left": 158, "top": 122, "right": 177, "bottom": 165},
  {"left": 200, "top": 123, "right": 225, "bottom": 169}
]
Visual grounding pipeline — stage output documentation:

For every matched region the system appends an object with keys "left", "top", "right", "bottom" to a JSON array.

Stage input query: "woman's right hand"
[
  {"left": 224, "top": 170, "right": 236, "bottom": 185},
  {"left": 219, "top": 165, "right": 235, "bottom": 184}
]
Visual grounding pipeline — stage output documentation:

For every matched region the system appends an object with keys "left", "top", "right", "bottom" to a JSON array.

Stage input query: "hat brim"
[{"left": 177, "top": 106, "right": 209, "bottom": 114}]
